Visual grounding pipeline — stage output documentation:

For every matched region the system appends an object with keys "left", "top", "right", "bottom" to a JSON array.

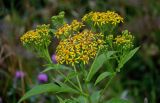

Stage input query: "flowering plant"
[{"left": 19, "top": 11, "right": 139, "bottom": 103}]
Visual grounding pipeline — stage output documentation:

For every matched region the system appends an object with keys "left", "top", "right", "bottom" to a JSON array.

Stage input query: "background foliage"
[{"left": 0, "top": 0, "right": 160, "bottom": 103}]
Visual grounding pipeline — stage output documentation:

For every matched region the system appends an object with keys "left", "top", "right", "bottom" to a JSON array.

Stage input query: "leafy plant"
[{"left": 19, "top": 11, "right": 139, "bottom": 103}]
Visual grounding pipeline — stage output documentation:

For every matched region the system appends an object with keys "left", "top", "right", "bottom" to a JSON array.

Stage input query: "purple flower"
[
  {"left": 38, "top": 73, "right": 48, "bottom": 83},
  {"left": 15, "top": 70, "right": 25, "bottom": 79},
  {"left": 51, "top": 54, "right": 57, "bottom": 64}
]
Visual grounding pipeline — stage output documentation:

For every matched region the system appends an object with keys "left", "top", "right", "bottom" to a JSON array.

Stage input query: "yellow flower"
[
  {"left": 82, "top": 11, "right": 123, "bottom": 26},
  {"left": 115, "top": 36, "right": 126, "bottom": 44},
  {"left": 20, "top": 24, "right": 51, "bottom": 48},
  {"left": 114, "top": 31, "right": 134, "bottom": 49},
  {"left": 71, "top": 20, "right": 84, "bottom": 31},
  {"left": 56, "top": 30, "right": 104, "bottom": 66},
  {"left": 21, "top": 30, "right": 40, "bottom": 45},
  {"left": 55, "top": 20, "right": 84, "bottom": 39}
]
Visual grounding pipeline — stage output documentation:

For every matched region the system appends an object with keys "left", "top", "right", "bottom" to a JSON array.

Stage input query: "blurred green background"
[{"left": 0, "top": 0, "right": 160, "bottom": 103}]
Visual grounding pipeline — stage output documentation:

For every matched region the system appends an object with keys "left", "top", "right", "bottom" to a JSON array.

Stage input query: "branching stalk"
[{"left": 73, "top": 65, "right": 83, "bottom": 92}]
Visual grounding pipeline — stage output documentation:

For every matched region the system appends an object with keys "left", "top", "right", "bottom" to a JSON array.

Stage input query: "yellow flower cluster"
[
  {"left": 105, "top": 30, "right": 134, "bottom": 50},
  {"left": 56, "top": 30, "right": 104, "bottom": 66},
  {"left": 21, "top": 30, "right": 39, "bottom": 45},
  {"left": 82, "top": 11, "right": 123, "bottom": 26},
  {"left": 20, "top": 24, "right": 51, "bottom": 48},
  {"left": 114, "top": 32, "right": 134, "bottom": 49},
  {"left": 55, "top": 20, "right": 84, "bottom": 39}
]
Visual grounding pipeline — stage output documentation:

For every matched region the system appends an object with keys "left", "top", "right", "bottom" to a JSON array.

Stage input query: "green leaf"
[
  {"left": 105, "top": 51, "right": 117, "bottom": 58},
  {"left": 91, "top": 91, "right": 101, "bottom": 103},
  {"left": 94, "top": 72, "right": 113, "bottom": 86},
  {"left": 42, "top": 64, "right": 72, "bottom": 72},
  {"left": 18, "top": 83, "right": 78, "bottom": 103},
  {"left": 86, "top": 51, "right": 116, "bottom": 82},
  {"left": 118, "top": 47, "right": 139, "bottom": 72},
  {"left": 56, "top": 81, "right": 79, "bottom": 93},
  {"left": 86, "top": 53, "right": 106, "bottom": 82},
  {"left": 105, "top": 98, "right": 131, "bottom": 103}
]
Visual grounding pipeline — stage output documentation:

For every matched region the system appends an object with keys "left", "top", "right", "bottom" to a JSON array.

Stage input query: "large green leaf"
[
  {"left": 94, "top": 72, "right": 113, "bottom": 86},
  {"left": 86, "top": 51, "right": 116, "bottom": 82},
  {"left": 18, "top": 83, "right": 78, "bottom": 103},
  {"left": 86, "top": 53, "right": 106, "bottom": 82},
  {"left": 105, "top": 98, "right": 131, "bottom": 103},
  {"left": 118, "top": 47, "right": 139, "bottom": 71}
]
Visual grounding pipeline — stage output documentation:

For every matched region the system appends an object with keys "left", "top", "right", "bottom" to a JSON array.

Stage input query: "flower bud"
[
  {"left": 15, "top": 70, "right": 25, "bottom": 79},
  {"left": 51, "top": 54, "right": 57, "bottom": 64},
  {"left": 37, "top": 73, "right": 48, "bottom": 83}
]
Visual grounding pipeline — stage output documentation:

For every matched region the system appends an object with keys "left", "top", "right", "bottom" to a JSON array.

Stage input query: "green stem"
[
  {"left": 73, "top": 65, "right": 83, "bottom": 92},
  {"left": 81, "top": 64, "right": 91, "bottom": 103},
  {"left": 86, "top": 83, "right": 92, "bottom": 103},
  {"left": 57, "top": 70, "right": 88, "bottom": 97},
  {"left": 44, "top": 48, "right": 52, "bottom": 64},
  {"left": 109, "top": 25, "right": 115, "bottom": 34},
  {"left": 57, "top": 71, "right": 79, "bottom": 91},
  {"left": 100, "top": 72, "right": 116, "bottom": 102}
]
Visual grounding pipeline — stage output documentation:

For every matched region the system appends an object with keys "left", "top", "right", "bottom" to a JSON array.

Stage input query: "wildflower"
[
  {"left": 20, "top": 24, "right": 51, "bottom": 49},
  {"left": 82, "top": 11, "right": 123, "bottom": 26},
  {"left": 114, "top": 30, "right": 134, "bottom": 50},
  {"left": 71, "top": 20, "right": 84, "bottom": 31},
  {"left": 37, "top": 73, "right": 48, "bottom": 83},
  {"left": 56, "top": 30, "right": 104, "bottom": 66},
  {"left": 55, "top": 20, "right": 84, "bottom": 39},
  {"left": 15, "top": 70, "right": 25, "bottom": 79},
  {"left": 51, "top": 54, "right": 57, "bottom": 64}
]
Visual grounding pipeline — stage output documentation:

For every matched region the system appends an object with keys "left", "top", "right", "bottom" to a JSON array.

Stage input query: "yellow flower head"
[
  {"left": 20, "top": 24, "right": 51, "bottom": 48},
  {"left": 82, "top": 11, "right": 123, "bottom": 26},
  {"left": 56, "top": 30, "right": 104, "bottom": 66},
  {"left": 114, "top": 30, "right": 134, "bottom": 50},
  {"left": 55, "top": 20, "right": 84, "bottom": 39}
]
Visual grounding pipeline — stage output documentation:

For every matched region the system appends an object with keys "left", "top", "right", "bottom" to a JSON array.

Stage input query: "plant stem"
[
  {"left": 73, "top": 65, "right": 83, "bottom": 92},
  {"left": 86, "top": 83, "right": 92, "bottom": 103},
  {"left": 18, "top": 57, "right": 26, "bottom": 103},
  {"left": 44, "top": 48, "right": 52, "bottom": 64},
  {"left": 81, "top": 65, "right": 91, "bottom": 103},
  {"left": 57, "top": 70, "right": 88, "bottom": 97},
  {"left": 100, "top": 72, "right": 116, "bottom": 102},
  {"left": 57, "top": 71, "right": 79, "bottom": 91}
]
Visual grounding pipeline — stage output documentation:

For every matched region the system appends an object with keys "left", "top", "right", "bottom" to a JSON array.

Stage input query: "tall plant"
[{"left": 19, "top": 11, "right": 139, "bottom": 103}]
